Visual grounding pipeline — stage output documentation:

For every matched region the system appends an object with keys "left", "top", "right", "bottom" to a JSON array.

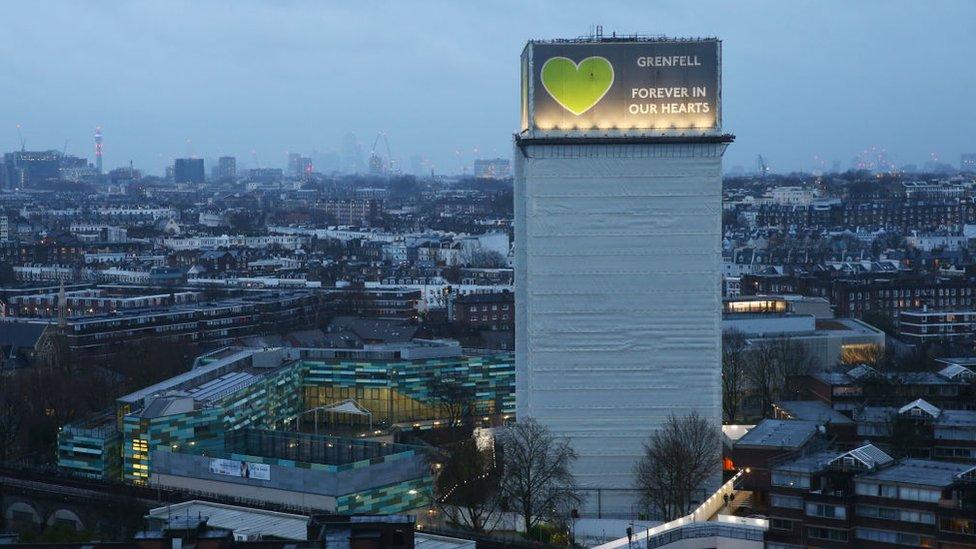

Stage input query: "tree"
[
  {"left": 634, "top": 412, "right": 721, "bottom": 521},
  {"left": 498, "top": 418, "right": 580, "bottom": 531},
  {"left": 427, "top": 374, "right": 477, "bottom": 434},
  {"left": 722, "top": 329, "right": 748, "bottom": 423},
  {"left": 464, "top": 249, "right": 508, "bottom": 268},
  {"left": 0, "top": 376, "right": 23, "bottom": 462},
  {"left": 436, "top": 438, "right": 502, "bottom": 532},
  {"left": 745, "top": 338, "right": 814, "bottom": 418}
]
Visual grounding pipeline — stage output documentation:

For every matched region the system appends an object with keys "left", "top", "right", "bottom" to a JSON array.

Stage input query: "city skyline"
[{"left": 1, "top": 1, "right": 974, "bottom": 175}]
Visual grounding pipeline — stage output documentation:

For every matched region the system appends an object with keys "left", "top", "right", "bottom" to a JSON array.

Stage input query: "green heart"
[{"left": 541, "top": 56, "right": 614, "bottom": 116}]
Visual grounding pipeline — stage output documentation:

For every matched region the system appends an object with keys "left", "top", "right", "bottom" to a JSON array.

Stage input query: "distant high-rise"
[
  {"left": 287, "top": 152, "right": 303, "bottom": 176},
  {"left": 473, "top": 158, "right": 511, "bottom": 179},
  {"left": 341, "top": 133, "right": 365, "bottom": 174},
  {"left": 217, "top": 156, "right": 237, "bottom": 180},
  {"left": 515, "top": 36, "right": 730, "bottom": 515},
  {"left": 962, "top": 153, "right": 976, "bottom": 172},
  {"left": 173, "top": 158, "right": 205, "bottom": 184},
  {"left": 409, "top": 155, "right": 424, "bottom": 177},
  {"left": 94, "top": 126, "right": 103, "bottom": 175},
  {"left": 3, "top": 150, "right": 62, "bottom": 188}
]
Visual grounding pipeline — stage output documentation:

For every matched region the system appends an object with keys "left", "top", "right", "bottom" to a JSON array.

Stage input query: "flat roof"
[
  {"left": 735, "top": 419, "right": 820, "bottom": 450},
  {"left": 148, "top": 500, "right": 307, "bottom": 540},
  {"left": 773, "top": 450, "right": 844, "bottom": 474},
  {"left": 858, "top": 459, "right": 975, "bottom": 488},
  {"left": 775, "top": 401, "right": 853, "bottom": 425}
]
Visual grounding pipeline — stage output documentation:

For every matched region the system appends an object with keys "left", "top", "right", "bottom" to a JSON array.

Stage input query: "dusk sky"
[{"left": 2, "top": 1, "right": 974, "bottom": 175}]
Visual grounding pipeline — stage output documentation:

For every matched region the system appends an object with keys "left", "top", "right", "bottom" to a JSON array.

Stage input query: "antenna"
[
  {"left": 95, "top": 126, "right": 103, "bottom": 175},
  {"left": 16, "top": 124, "right": 25, "bottom": 151}
]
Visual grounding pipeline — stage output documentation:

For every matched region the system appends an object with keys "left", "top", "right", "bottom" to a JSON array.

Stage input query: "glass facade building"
[{"left": 59, "top": 342, "right": 513, "bottom": 514}]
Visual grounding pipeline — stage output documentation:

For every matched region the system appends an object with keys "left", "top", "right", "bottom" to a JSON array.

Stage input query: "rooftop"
[
  {"left": 858, "top": 459, "right": 976, "bottom": 488},
  {"left": 148, "top": 500, "right": 307, "bottom": 540},
  {"left": 772, "top": 450, "right": 844, "bottom": 474},
  {"left": 775, "top": 400, "right": 853, "bottom": 425},
  {"left": 734, "top": 419, "right": 821, "bottom": 450}
]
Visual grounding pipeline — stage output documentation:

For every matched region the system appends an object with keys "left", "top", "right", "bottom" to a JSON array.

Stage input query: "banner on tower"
[{"left": 521, "top": 38, "right": 721, "bottom": 135}]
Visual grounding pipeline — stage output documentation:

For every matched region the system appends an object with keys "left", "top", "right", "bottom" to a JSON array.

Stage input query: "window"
[
  {"left": 771, "top": 494, "right": 803, "bottom": 509},
  {"left": 772, "top": 471, "right": 810, "bottom": 489},
  {"left": 770, "top": 518, "right": 794, "bottom": 531},
  {"left": 807, "top": 527, "right": 848, "bottom": 542},
  {"left": 806, "top": 502, "right": 845, "bottom": 519},
  {"left": 856, "top": 528, "right": 927, "bottom": 547},
  {"left": 857, "top": 505, "right": 934, "bottom": 524},
  {"left": 941, "top": 517, "right": 976, "bottom": 536}
]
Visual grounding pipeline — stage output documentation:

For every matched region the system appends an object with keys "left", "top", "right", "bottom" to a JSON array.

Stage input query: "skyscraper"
[
  {"left": 94, "top": 126, "right": 103, "bottom": 175},
  {"left": 217, "top": 156, "right": 237, "bottom": 180},
  {"left": 514, "top": 36, "right": 732, "bottom": 515},
  {"left": 174, "top": 158, "right": 205, "bottom": 184}
]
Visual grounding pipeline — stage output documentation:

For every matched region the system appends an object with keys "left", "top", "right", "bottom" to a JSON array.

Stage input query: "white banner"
[{"left": 209, "top": 458, "right": 271, "bottom": 481}]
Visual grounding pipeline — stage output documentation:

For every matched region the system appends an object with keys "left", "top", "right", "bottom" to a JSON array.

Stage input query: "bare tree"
[
  {"left": 722, "top": 329, "right": 748, "bottom": 423},
  {"left": 745, "top": 338, "right": 814, "bottom": 418},
  {"left": 498, "top": 418, "right": 580, "bottom": 531},
  {"left": 0, "top": 376, "right": 23, "bottom": 462},
  {"left": 464, "top": 249, "right": 508, "bottom": 268},
  {"left": 634, "top": 412, "right": 721, "bottom": 521},
  {"left": 436, "top": 438, "right": 502, "bottom": 532},
  {"left": 427, "top": 374, "right": 477, "bottom": 432}
]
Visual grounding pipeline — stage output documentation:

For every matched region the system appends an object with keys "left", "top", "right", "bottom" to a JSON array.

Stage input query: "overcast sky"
[{"left": 1, "top": 1, "right": 974, "bottom": 175}]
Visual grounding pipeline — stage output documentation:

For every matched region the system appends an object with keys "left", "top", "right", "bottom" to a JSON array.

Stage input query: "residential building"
[
  {"left": 452, "top": 290, "right": 513, "bottom": 331},
  {"left": 515, "top": 37, "right": 730, "bottom": 515},
  {"left": 174, "top": 158, "right": 205, "bottom": 184}
]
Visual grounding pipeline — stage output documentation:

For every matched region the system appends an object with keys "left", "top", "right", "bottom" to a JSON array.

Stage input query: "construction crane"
[
  {"left": 15, "top": 124, "right": 25, "bottom": 151},
  {"left": 757, "top": 155, "right": 770, "bottom": 179},
  {"left": 369, "top": 132, "right": 394, "bottom": 174}
]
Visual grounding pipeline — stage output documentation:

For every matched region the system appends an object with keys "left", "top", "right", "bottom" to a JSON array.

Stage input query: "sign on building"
[
  {"left": 209, "top": 458, "right": 271, "bottom": 481},
  {"left": 521, "top": 38, "right": 721, "bottom": 134}
]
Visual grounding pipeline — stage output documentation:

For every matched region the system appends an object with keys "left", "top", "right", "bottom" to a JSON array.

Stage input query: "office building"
[
  {"left": 472, "top": 158, "right": 510, "bottom": 179},
  {"left": 515, "top": 36, "right": 732, "bottom": 515},
  {"left": 216, "top": 156, "right": 237, "bottom": 180},
  {"left": 722, "top": 296, "right": 885, "bottom": 370},
  {"left": 3, "top": 150, "right": 62, "bottom": 188},
  {"left": 174, "top": 157, "right": 205, "bottom": 184},
  {"left": 57, "top": 342, "right": 514, "bottom": 514}
]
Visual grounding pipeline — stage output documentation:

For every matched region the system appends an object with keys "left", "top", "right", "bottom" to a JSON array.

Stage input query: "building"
[
  {"left": 855, "top": 398, "right": 976, "bottom": 462},
  {"left": 452, "top": 290, "right": 513, "bottom": 331},
  {"left": 961, "top": 153, "right": 976, "bottom": 172},
  {"left": 806, "top": 362, "right": 976, "bottom": 413},
  {"left": 764, "top": 449, "right": 976, "bottom": 548},
  {"left": 3, "top": 150, "right": 61, "bottom": 188},
  {"left": 769, "top": 185, "right": 816, "bottom": 206},
  {"left": 174, "top": 158, "right": 205, "bottom": 184},
  {"left": 216, "top": 156, "right": 237, "bottom": 180},
  {"left": 57, "top": 342, "right": 514, "bottom": 514},
  {"left": 321, "top": 199, "right": 378, "bottom": 226},
  {"left": 899, "top": 308, "right": 976, "bottom": 345},
  {"left": 723, "top": 296, "right": 886, "bottom": 370},
  {"left": 2, "top": 290, "right": 324, "bottom": 360},
  {"left": 332, "top": 287, "right": 421, "bottom": 321},
  {"left": 472, "top": 158, "right": 511, "bottom": 179},
  {"left": 515, "top": 36, "right": 730, "bottom": 515}
]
